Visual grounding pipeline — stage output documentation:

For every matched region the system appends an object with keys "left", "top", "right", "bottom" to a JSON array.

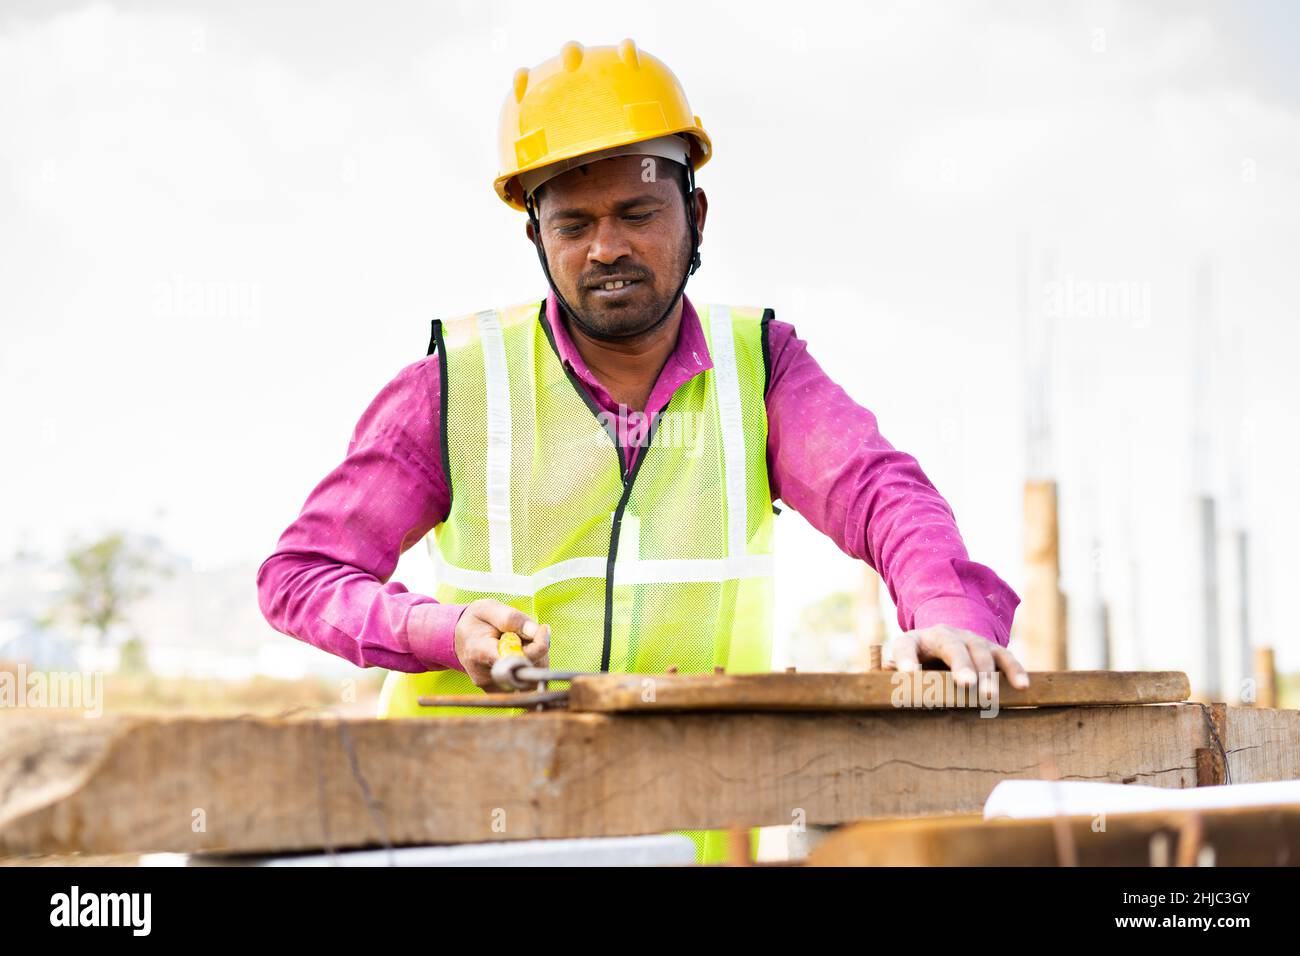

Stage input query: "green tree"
[{"left": 47, "top": 532, "right": 165, "bottom": 655}]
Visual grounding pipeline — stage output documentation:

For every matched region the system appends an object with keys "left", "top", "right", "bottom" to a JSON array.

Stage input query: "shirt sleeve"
[
  {"left": 763, "top": 319, "right": 1020, "bottom": 646},
  {"left": 256, "top": 355, "right": 468, "bottom": 672}
]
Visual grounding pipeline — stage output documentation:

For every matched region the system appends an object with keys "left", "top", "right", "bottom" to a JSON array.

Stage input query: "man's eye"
[
  {"left": 624, "top": 212, "right": 654, "bottom": 223},
  {"left": 556, "top": 224, "right": 585, "bottom": 237}
]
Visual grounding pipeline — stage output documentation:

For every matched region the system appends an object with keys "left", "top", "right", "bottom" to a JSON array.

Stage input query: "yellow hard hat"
[{"left": 494, "top": 39, "right": 712, "bottom": 211}]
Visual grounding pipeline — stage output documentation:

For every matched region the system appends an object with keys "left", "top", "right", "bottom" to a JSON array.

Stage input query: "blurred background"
[{"left": 2, "top": 0, "right": 1297, "bottom": 715}]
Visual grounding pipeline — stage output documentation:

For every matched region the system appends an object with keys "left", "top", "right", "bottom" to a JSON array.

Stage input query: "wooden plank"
[
  {"left": 0, "top": 703, "right": 1215, "bottom": 857},
  {"left": 1253, "top": 648, "right": 1278, "bottom": 708},
  {"left": 809, "top": 802, "right": 1300, "bottom": 866},
  {"left": 1022, "top": 479, "right": 1068, "bottom": 671},
  {"left": 1224, "top": 706, "right": 1300, "bottom": 783},
  {"left": 566, "top": 670, "right": 1190, "bottom": 713}
]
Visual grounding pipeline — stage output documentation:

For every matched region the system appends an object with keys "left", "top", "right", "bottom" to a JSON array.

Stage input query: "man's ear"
[
  {"left": 525, "top": 219, "right": 537, "bottom": 244},
  {"left": 692, "top": 187, "right": 708, "bottom": 245}
]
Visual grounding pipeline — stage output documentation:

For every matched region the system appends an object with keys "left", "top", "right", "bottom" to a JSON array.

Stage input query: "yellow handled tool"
[
  {"left": 492, "top": 629, "right": 557, "bottom": 710},
  {"left": 421, "top": 626, "right": 588, "bottom": 709}
]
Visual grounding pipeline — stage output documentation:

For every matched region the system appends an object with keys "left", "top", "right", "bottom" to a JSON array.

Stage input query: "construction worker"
[{"left": 257, "top": 39, "right": 1026, "bottom": 863}]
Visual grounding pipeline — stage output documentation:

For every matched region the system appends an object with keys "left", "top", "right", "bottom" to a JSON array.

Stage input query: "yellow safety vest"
[{"left": 378, "top": 299, "right": 776, "bottom": 862}]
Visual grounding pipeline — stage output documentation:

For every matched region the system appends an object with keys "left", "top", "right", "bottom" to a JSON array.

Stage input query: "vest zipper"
[{"left": 599, "top": 414, "right": 658, "bottom": 670}]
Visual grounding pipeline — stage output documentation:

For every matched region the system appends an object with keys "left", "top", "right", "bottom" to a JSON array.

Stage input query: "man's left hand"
[{"left": 888, "top": 625, "right": 1029, "bottom": 689}]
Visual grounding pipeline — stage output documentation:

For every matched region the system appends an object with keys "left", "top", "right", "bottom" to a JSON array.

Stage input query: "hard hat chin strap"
[{"left": 524, "top": 160, "right": 701, "bottom": 343}]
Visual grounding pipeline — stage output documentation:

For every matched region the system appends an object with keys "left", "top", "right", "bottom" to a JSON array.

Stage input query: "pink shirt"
[{"left": 257, "top": 292, "right": 1019, "bottom": 673}]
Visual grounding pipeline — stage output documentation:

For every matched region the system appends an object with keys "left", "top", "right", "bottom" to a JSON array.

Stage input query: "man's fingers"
[
  {"left": 966, "top": 638, "right": 997, "bottom": 681},
  {"left": 936, "top": 638, "right": 978, "bottom": 687},
  {"left": 523, "top": 624, "right": 550, "bottom": 665},
  {"left": 993, "top": 646, "right": 1030, "bottom": 688},
  {"left": 464, "top": 615, "right": 550, "bottom": 686},
  {"left": 455, "top": 601, "right": 546, "bottom": 688},
  {"left": 890, "top": 633, "right": 921, "bottom": 672},
  {"left": 473, "top": 599, "right": 542, "bottom": 640},
  {"left": 477, "top": 600, "right": 549, "bottom": 667},
  {"left": 891, "top": 626, "right": 1030, "bottom": 693}
]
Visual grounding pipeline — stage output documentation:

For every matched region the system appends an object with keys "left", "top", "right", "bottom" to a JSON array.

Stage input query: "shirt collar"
[{"left": 543, "top": 290, "right": 714, "bottom": 407}]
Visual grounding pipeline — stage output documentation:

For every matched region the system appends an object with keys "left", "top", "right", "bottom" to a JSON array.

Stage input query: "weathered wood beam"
[
  {"left": 2, "top": 702, "right": 1265, "bottom": 857},
  {"left": 565, "top": 670, "right": 1190, "bottom": 713}
]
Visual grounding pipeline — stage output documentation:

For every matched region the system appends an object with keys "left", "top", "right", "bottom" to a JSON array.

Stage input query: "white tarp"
[{"left": 984, "top": 778, "right": 1300, "bottom": 820}]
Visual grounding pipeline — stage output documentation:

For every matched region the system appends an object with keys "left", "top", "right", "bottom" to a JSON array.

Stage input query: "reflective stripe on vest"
[{"left": 378, "top": 300, "right": 775, "bottom": 720}]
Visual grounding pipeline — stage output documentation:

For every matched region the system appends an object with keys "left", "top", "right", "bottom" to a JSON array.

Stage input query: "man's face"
[{"left": 526, "top": 154, "right": 705, "bottom": 340}]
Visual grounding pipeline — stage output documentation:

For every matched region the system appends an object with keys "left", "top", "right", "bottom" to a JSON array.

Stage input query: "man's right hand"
[{"left": 454, "top": 599, "right": 551, "bottom": 690}]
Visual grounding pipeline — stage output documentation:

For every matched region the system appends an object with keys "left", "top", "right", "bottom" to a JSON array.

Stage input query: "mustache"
[{"left": 582, "top": 266, "right": 652, "bottom": 287}]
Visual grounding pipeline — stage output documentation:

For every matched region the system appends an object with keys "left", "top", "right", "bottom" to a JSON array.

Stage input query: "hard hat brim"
[{"left": 495, "top": 125, "right": 711, "bottom": 212}]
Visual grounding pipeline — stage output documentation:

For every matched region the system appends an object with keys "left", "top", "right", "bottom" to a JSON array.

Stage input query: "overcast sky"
[{"left": 3, "top": 0, "right": 1298, "bottom": 681}]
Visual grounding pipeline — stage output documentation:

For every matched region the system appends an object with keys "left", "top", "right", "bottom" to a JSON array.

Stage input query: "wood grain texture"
[
  {"left": 1224, "top": 706, "right": 1300, "bottom": 783},
  {"left": 809, "top": 802, "right": 1300, "bottom": 866},
  {"left": 0, "top": 703, "right": 1222, "bottom": 857},
  {"left": 565, "top": 670, "right": 1191, "bottom": 712}
]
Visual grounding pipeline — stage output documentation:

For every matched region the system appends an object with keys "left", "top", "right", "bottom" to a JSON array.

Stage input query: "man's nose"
[{"left": 587, "top": 215, "right": 633, "bottom": 264}]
